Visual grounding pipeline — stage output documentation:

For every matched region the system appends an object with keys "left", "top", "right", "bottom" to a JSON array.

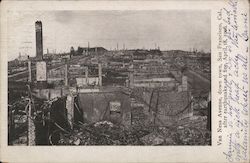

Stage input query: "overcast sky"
[{"left": 7, "top": 10, "right": 210, "bottom": 61}]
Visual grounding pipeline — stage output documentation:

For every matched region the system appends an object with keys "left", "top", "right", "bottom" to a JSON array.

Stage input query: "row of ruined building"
[{"left": 9, "top": 50, "right": 211, "bottom": 145}]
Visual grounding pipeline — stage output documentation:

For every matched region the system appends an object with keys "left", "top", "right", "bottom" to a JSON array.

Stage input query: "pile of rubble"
[
  {"left": 57, "top": 116, "right": 211, "bottom": 146},
  {"left": 58, "top": 121, "right": 150, "bottom": 145}
]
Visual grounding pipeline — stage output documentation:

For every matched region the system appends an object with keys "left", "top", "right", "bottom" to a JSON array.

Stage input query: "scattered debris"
[
  {"left": 94, "top": 121, "right": 114, "bottom": 127},
  {"left": 140, "top": 132, "right": 165, "bottom": 145},
  {"left": 9, "top": 94, "right": 211, "bottom": 146},
  {"left": 55, "top": 115, "right": 211, "bottom": 146}
]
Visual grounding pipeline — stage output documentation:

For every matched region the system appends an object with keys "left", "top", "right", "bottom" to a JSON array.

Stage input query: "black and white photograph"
[{"left": 7, "top": 10, "right": 211, "bottom": 146}]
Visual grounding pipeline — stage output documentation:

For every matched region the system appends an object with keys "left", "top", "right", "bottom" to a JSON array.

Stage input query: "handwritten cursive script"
[{"left": 216, "top": 0, "right": 249, "bottom": 162}]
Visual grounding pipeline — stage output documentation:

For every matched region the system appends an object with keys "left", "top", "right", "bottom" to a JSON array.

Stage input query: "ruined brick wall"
[{"left": 77, "top": 91, "right": 131, "bottom": 127}]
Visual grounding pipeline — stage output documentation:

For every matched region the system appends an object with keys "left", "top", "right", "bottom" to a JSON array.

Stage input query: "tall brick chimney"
[{"left": 35, "top": 21, "right": 43, "bottom": 60}]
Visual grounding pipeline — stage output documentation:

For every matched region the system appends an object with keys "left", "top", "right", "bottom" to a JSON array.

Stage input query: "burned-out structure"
[
  {"left": 75, "top": 46, "right": 108, "bottom": 56},
  {"left": 77, "top": 88, "right": 131, "bottom": 126},
  {"left": 8, "top": 18, "right": 211, "bottom": 146}
]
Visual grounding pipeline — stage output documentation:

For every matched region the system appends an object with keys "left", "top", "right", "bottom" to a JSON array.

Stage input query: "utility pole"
[
  {"left": 65, "top": 59, "right": 68, "bottom": 86},
  {"left": 153, "top": 90, "right": 160, "bottom": 129},
  {"left": 27, "top": 99, "right": 35, "bottom": 145},
  {"left": 27, "top": 85, "right": 35, "bottom": 146},
  {"left": 28, "top": 60, "right": 32, "bottom": 82},
  {"left": 66, "top": 95, "right": 74, "bottom": 129},
  {"left": 87, "top": 42, "right": 90, "bottom": 55},
  {"left": 98, "top": 63, "right": 102, "bottom": 86},
  {"left": 207, "top": 91, "right": 211, "bottom": 131},
  {"left": 85, "top": 67, "right": 88, "bottom": 85}
]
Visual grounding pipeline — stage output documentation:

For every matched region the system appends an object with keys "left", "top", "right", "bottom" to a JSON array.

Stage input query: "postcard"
[{"left": 0, "top": 0, "right": 249, "bottom": 162}]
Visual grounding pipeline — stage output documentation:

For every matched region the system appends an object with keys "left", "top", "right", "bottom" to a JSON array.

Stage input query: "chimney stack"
[{"left": 35, "top": 21, "right": 43, "bottom": 60}]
